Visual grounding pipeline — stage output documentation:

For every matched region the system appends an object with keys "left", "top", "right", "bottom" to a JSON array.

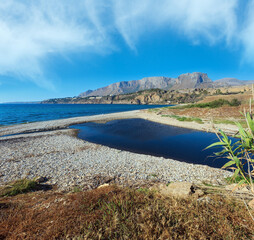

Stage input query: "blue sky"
[{"left": 0, "top": 0, "right": 254, "bottom": 103}]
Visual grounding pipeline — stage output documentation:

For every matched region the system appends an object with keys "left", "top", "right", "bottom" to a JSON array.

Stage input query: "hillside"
[
  {"left": 42, "top": 84, "right": 252, "bottom": 105},
  {"left": 78, "top": 72, "right": 253, "bottom": 98},
  {"left": 42, "top": 72, "right": 254, "bottom": 105}
]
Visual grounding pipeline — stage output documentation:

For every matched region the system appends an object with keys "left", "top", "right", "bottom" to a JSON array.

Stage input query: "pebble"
[{"left": 0, "top": 127, "right": 232, "bottom": 190}]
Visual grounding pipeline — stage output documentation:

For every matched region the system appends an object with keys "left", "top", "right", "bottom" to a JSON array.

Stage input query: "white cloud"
[
  {"left": 112, "top": 0, "right": 238, "bottom": 49},
  {"left": 0, "top": 0, "right": 254, "bottom": 87},
  {"left": 240, "top": 0, "right": 254, "bottom": 64},
  {"left": 0, "top": 0, "right": 110, "bottom": 89}
]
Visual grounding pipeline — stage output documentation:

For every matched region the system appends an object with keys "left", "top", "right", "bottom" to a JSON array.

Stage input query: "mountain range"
[{"left": 79, "top": 72, "right": 254, "bottom": 97}]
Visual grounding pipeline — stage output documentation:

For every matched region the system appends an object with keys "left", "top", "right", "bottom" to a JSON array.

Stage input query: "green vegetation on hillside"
[
  {"left": 169, "top": 98, "right": 241, "bottom": 109},
  {"left": 187, "top": 98, "right": 241, "bottom": 108}
]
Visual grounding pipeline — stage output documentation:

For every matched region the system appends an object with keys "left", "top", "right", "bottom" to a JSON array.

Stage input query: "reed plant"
[
  {"left": 206, "top": 92, "right": 254, "bottom": 220},
  {"left": 207, "top": 110, "right": 254, "bottom": 191}
]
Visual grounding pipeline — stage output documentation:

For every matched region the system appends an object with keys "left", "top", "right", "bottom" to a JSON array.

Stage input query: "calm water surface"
[
  {"left": 71, "top": 119, "right": 235, "bottom": 168},
  {"left": 0, "top": 104, "right": 166, "bottom": 126}
]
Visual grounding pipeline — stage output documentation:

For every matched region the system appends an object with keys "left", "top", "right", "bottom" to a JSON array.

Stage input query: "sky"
[{"left": 0, "top": 0, "right": 254, "bottom": 103}]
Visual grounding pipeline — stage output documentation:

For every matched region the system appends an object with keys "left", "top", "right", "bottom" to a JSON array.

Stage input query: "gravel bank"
[
  {"left": 0, "top": 128, "right": 232, "bottom": 190},
  {"left": 0, "top": 109, "right": 238, "bottom": 137},
  {"left": 0, "top": 110, "right": 141, "bottom": 137}
]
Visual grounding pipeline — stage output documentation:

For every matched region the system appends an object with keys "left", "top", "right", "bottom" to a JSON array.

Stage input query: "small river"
[{"left": 70, "top": 118, "right": 235, "bottom": 168}]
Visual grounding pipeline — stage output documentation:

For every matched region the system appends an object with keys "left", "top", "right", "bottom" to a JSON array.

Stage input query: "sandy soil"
[{"left": 138, "top": 111, "right": 238, "bottom": 135}]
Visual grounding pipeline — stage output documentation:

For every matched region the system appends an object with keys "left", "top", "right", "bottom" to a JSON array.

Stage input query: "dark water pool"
[{"left": 70, "top": 118, "right": 235, "bottom": 168}]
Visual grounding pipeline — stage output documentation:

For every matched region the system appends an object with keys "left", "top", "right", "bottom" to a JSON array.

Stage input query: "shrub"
[
  {"left": 215, "top": 89, "right": 222, "bottom": 95},
  {"left": 230, "top": 98, "right": 241, "bottom": 106}
]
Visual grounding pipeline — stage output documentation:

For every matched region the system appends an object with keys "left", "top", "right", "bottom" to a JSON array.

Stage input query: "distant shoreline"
[
  {"left": 0, "top": 102, "right": 169, "bottom": 105},
  {"left": 0, "top": 109, "right": 238, "bottom": 137},
  {"left": 40, "top": 102, "right": 170, "bottom": 105}
]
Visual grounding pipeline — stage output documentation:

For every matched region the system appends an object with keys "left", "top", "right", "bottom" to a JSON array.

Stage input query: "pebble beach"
[{"left": 0, "top": 110, "right": 234, "bottom": 190}]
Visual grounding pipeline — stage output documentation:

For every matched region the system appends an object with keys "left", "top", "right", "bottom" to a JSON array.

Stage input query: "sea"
[{"left": 0, "top": 104, "right": 166, "bottom": 126}]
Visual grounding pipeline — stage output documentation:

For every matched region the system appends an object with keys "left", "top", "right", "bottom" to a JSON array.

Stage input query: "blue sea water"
[{"left": 0, "top": 104, "right": 166, "bottom": 126}]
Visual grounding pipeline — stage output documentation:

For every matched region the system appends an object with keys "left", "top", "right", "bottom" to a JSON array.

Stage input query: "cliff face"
[
  {"left": 171, "top": 73, "right": 213, "bottom": 90},
  {"left": 79, "top": 72, "right": 212, "bottom": 97}
]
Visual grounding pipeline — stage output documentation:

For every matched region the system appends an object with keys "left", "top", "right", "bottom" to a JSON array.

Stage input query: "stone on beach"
[{"left": 157, "top": 182, "right": 205, "bottom": 198}]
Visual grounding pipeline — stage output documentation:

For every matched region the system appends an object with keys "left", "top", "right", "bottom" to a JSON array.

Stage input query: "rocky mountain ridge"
[
  {"left": 79, "top": 72, "right": 213, "bottom": 97},
  {"left": 79, "top": 72, "right": 254, "bottom": 98},
  {"left": 42, "top": 83, "right": 251, "bottom": 105},
  {"left": 42, "top": 72, "right": 254, "bottom": 105}
]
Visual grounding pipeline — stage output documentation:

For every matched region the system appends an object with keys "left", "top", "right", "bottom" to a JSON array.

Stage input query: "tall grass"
[{"left": 161, "top": 114, "right": 203, "bottom": 124}]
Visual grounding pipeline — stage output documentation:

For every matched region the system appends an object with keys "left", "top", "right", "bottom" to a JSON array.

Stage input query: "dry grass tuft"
[
  {"left": 0, "top": 185, "right": 253, "bottom": 239},
  {"left": 0, "top": 179, "right": 38, "bottom": 197}
]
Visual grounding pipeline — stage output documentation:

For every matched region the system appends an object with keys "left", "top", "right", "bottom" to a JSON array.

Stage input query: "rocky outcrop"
[
  {"left": 171, "top": 72, "right": 213, "bottom": 90},
  {"left": 156, "top": 182, "right": 205, "bottom": 198},
  {"left": 249, "top": 198, "right": 254, "bottom": 209}
]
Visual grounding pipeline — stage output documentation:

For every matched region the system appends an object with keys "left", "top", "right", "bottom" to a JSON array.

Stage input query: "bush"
[
  {"left": 230, "top": 98, "right": 241, "bottom": 106},
  {"left": 215, "top": 89, "right": 222, "bottom": 95}
]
